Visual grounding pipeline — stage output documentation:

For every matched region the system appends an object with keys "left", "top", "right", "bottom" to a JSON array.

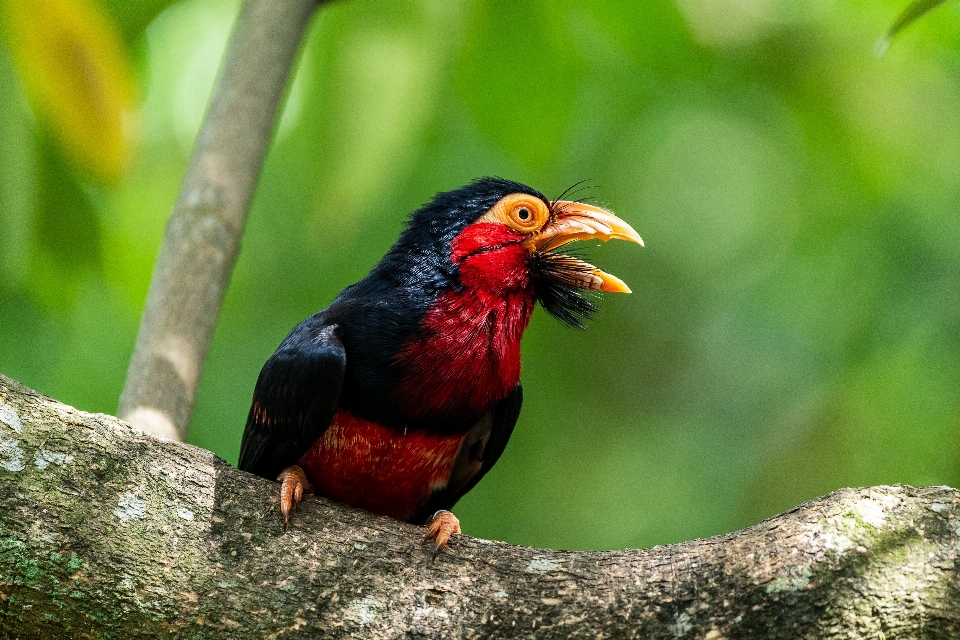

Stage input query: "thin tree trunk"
[
  {"left": 2, "top": 373, "right": 959, "bottom": 639},
  {"left": 118, "top": 0, "right": 324, "bottom": 441}
]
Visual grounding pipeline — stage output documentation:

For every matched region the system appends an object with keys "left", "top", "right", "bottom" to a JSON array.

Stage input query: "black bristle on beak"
[{"left": 530, "top": 251, "right": 600, "bottom": 329}]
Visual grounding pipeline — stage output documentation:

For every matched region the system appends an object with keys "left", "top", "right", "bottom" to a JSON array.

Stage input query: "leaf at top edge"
[{"left": 877, "top": 0, "right": 953, "bottom": 55}]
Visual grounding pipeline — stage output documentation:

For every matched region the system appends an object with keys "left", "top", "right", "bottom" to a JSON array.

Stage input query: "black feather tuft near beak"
[{"left": 530, "top": 251, "right": 600, "bottom": 329}]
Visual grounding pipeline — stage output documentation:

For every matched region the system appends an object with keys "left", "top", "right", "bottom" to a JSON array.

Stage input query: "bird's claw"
[
  {"left": 424, "top": 510, "right": 461, "bottom": 560},
  {"left": 277, "top": 465, "right": 313, "bottom": 531}
]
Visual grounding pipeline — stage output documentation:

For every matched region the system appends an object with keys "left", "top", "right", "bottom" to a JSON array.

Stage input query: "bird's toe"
[
  {"left": 277, "top": 465, "right": 313, "bottom": 531},
  {"left": 424, "top": 510, "right": 461, "bottom": 559}
]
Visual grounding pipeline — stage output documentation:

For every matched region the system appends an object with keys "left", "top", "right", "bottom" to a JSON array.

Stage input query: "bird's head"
[{"left": 386, "top": 177, "right": 643, "bottom": 328}]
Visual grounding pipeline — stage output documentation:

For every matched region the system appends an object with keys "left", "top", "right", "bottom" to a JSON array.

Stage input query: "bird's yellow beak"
[{"left": 523, "top": 202, "right": 643, "bottom": 293}]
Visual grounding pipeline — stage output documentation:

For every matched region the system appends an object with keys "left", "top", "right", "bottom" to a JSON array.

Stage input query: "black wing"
[
  {"left": 412, "top": 383, "right": 523, "bottom": 523},
  {"left": 238, "top": 322, "right": 346, "bottom": 480}
]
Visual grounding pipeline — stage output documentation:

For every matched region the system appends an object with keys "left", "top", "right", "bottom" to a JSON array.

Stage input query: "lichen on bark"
[{"left": 1, "top": 372, "right": 959, "bottom": 639}]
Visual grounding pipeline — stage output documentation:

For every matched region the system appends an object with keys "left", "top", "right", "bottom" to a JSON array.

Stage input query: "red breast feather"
[
  {"left": 393, "top": 222, "right": 535, "bottom": 422},
  {"left": 300, "top": 222, "right": 535, "bottom": 521},
  {"left": 299, "top": 409, "right": 465, "bottom": 521}
]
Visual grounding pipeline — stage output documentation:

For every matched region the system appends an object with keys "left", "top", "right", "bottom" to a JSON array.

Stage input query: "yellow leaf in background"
[{"left": 1, "top": 0, "right": 136, "bottom": 184}]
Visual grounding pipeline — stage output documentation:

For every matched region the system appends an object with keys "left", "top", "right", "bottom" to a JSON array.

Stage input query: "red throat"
[{"left": 394, "top": 223, "right": 535, "bottom": 421}]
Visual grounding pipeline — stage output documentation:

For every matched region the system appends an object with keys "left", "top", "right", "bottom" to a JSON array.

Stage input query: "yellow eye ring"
[{"left": 481, "top": 193, "right": 550, "bottom": 233}]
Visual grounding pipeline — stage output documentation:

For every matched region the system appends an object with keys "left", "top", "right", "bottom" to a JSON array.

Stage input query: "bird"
[{"left": 238, "top": 177, "right": 642, "bottom": 555}]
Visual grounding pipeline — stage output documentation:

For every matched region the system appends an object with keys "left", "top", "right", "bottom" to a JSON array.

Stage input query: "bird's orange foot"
[
  {"left": 277, "top": 465, "right": 313, "bottom": 531},
  {"left": 424, "top": 510, "right": 461, "bottom": 559}
]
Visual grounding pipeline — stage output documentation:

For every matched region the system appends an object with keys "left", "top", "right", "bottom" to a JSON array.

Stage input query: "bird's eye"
[
  {"left": 481, "top": 193, "right": 549, "bottom": 233},
  {"left": 508, "top": 201, "right": 543, "bottom": 230}
]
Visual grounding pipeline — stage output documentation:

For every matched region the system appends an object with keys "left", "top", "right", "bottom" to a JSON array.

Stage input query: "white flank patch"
[
  {"left": 177, "top": 507, "right": 195, "bottom": 521},
  {"left": 115, "top": 492, "right": 146, "bottom": 522}
]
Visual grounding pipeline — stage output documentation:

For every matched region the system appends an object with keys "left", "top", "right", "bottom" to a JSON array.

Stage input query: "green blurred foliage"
[
  {"left": 881, "top": 0, "right": 955, "bottom": 51},
  {"left": 2, "top": 0, "right": 960, "bottom": 551}
]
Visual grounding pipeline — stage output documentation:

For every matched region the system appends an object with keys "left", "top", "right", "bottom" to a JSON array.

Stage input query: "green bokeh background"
[{"left": 2, "top": 0, "right": 960, "bottom": 551}]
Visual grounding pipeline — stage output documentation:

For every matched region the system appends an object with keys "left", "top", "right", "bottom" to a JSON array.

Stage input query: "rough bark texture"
[
  {"left": 2, "top": 372, "right": 959, "bottom": 639},
  {"left": 118, "top": 0, "right": 323, "bottom": 442}
]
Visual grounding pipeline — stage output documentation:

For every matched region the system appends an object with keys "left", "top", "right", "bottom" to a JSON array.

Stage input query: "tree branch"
[
  {"left": 2, "top": 373, "right": 959, "bottom": 638},
  {"left": 118, "top": 0, "right": 324, "bottom": 441}
]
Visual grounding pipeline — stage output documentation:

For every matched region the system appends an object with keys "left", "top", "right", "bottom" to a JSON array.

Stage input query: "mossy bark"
[{"left": 1, "top": 373, "right": 959, "bottom": 639}]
